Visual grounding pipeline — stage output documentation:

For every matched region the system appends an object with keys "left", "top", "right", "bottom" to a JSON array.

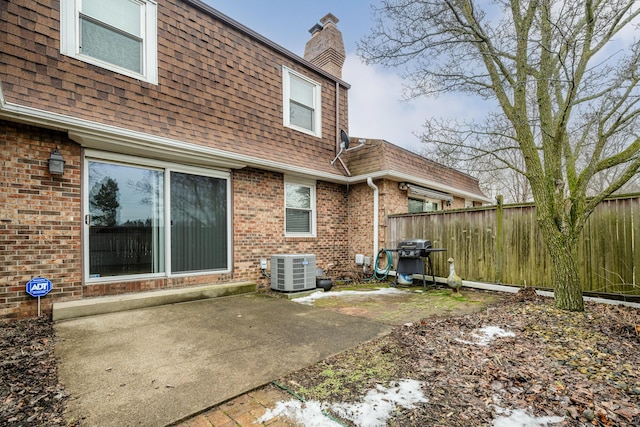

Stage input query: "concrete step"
[{"left": 52, "top": 282, "right": 257, "bottom": 321}]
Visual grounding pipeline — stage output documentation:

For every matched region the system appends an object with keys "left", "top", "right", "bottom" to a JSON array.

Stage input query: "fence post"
[{"left": 495, "top": 195, "right": 504, "bottom": 284}]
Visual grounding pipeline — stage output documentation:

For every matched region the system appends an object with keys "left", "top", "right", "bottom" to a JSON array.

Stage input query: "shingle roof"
[{"left": 344, "top": 139, "right": 489, "bottom": 201}]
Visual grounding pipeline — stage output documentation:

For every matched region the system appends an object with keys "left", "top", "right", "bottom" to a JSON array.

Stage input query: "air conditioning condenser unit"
[{"left": 270, "top": 254, "right": 316, "bottom": 292}]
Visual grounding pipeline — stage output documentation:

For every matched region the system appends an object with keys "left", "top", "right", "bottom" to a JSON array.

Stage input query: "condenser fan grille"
[{"left": 271, "top": 254, "right": 316, "bottom": 292}]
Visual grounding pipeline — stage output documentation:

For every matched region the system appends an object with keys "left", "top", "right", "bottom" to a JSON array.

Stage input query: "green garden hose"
[{"left": 363, "top": 248, "right": 393, "bottom": 282}]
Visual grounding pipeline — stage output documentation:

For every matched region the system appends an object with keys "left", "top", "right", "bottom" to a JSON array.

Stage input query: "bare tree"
[
  {"left": 420, "top": 117, "right": 533, "bottom": 202},
  {"left": 359, "top": 0, "right": 640, "bottom": 311}
]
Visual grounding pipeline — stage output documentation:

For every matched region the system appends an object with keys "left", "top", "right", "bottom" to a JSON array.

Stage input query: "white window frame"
[
  {"left": 83, "top": 150, "right": 232, "bottom": 283},
  {"left": 60, "top": 0, "right": 158, "bottom": 84},
  {"left": 284, "top": 177, "right": 317, "bottom": 237},
  {"left": 408, "top": 196, "right": 440, "bottom": 213},
  {"left": 282, "top": 66, "right": 322, "bottom": 137}
]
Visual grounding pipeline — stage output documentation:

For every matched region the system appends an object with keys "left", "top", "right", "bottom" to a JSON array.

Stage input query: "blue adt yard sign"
[
  {"left": 26, "top": 277, "right": 52, "bottom": 317},
  {"left": 26, "top": 277, "right": 52, "bottom": 297}
]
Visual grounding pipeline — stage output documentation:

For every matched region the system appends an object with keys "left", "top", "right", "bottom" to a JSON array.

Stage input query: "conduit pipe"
[{"left": 367, "top": 177, "right": 379, "bottom": 258}]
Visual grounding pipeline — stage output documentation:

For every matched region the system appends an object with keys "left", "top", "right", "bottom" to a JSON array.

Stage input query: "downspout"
[{"left": 367, "top": 178, "right": 379, "bottom": 258}]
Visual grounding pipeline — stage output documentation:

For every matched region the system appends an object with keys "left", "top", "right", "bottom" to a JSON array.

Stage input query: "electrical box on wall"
[{"left": 355, "top": 254, "right": 365, "bottom": 265}]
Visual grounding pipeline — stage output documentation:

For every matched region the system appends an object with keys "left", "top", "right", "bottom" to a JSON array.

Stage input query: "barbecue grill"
[
  {"left": 398, "top": 239, "right": 432, "bottom": 257},
  {"left": 394, "top": 239, "right": 446, "bottom": 289}
]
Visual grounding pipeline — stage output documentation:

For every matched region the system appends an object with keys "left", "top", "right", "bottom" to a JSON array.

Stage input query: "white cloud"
[{"left": 343, "top": 55, "right": 425, "bottom": 151}]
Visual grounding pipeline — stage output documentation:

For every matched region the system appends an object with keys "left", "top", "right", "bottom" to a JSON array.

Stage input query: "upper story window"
[
  {"left": 60, "top": 0, "right": 158, "bottom": 84},
  {"left": 285, "top": 178, "right": 316, "bottom": 237},
  {"left": 282, "top": 67, "right": 322, "bottom": 137}
]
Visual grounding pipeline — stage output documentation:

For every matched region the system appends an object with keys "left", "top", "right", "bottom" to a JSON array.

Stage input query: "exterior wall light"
[{"left": 48, "top": 149, "right": 65, "bottom": 175}]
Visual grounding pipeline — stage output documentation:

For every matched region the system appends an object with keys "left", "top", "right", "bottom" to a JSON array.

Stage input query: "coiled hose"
[{"left": 363, "top": 248, "right": 393, "bottom": 282}]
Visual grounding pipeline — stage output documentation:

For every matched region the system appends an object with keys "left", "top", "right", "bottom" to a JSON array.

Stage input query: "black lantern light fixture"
[{"left": 48, "top": 149, "right": 65, "bottom": 175}]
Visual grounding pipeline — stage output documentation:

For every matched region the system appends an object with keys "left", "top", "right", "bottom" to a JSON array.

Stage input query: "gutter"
[
  {"left": 0, "top": 86, "right": 347, "bottom": 181},
  {"left": 0, "top": 81, "right": 491, "bottom": 203},
  {"left": 351, "top": 171, "right": 493, "bottom": 204}
]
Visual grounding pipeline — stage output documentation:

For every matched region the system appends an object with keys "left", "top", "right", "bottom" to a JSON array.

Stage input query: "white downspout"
[{"left": 367, "top": 178, "right": 379, "bottom": 258}]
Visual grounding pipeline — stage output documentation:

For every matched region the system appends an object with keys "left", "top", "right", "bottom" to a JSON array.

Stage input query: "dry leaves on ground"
[
  {"left": 2, "top": 289, "right": 639, "bottom": 427},
  {"left": 0, "top": 317, "right": 74, "bottom": 426},
  {"left": 283, "top": 290, "right": 640, "bottom": 426}
]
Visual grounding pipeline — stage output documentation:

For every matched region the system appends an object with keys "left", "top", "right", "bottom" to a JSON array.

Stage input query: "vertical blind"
[{"left": 170, "top": 172, "right": 228, "bottom": 273}]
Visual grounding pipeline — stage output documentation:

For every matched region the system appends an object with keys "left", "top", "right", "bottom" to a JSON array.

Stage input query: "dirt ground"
[{"left": 2, "top": 285, "right": 639, "bottom": 426}]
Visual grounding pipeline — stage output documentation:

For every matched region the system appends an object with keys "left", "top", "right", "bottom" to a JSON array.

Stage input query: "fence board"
[{"left": 388, "top": 194, "right": 640, "bottom": 296}]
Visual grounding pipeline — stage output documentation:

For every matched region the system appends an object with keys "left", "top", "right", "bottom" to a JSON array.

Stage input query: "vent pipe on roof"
[{"left": 304, "top": 13, "right": 346, "bottom": 79}]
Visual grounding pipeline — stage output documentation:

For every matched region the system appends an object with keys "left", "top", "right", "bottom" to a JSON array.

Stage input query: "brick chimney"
[{"left": 304, "top": 13, "right": 346, "bottom": 79}]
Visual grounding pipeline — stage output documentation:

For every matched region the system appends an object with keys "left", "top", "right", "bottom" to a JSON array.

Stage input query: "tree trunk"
[{"left": 544, "top": 232, "right": 584, "bottom": 312}]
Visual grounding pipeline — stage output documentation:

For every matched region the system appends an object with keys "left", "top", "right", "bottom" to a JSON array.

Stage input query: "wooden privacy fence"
[{"left": 387, "top": 194, "right": 640, "bottom": 296}]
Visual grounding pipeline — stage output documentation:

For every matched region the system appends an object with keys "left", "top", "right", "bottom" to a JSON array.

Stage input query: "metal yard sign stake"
[{"left": 26, "top": 277, "right": 52, "bottom": 317}]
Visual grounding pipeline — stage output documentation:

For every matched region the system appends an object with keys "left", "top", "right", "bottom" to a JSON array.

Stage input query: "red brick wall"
[
  {"left": 0, "top": 123, "right": 351, "bottom": 318},
  {"left": 348, "top": 179, "right": 462, "bottom": 259},
  {"left": 232, "top": 168, "right": 349, "bottom": 288},
  {"left": 0, "top": 0, "right": 356, "bottom": 318},
  {"left": 347, "top": 179, "right": 407, "bottom": 264},
  {"left": 346, "top": 182, "right": 373, "bottom": 264},
  {"left": 379, "top": 180, "right": 408, "bottom": 246},
  {"left": 0, "top": 122, "right": 82, "bottom": 318},
  {"left": 451, "top": 196, "right": 465, "bottom": 209}
]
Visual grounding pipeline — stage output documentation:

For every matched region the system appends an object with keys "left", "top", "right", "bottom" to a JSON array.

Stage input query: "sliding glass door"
[{"left": 86, "top": 156, "right": 230, "bottom": 280}]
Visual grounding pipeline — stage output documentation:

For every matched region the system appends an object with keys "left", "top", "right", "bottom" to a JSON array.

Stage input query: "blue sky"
[{"left": 203, "top": 0, "right": 473, "bottom": 152}]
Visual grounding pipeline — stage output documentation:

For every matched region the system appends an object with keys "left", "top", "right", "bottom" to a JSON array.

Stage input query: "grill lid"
[{"left": 397, "top": 239, "right": 432, "bottom": 250}]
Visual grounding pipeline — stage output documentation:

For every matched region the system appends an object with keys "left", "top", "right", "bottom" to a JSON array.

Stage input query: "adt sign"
[{"left": 26, "top": 277, "right": 52, "bottom": 297}]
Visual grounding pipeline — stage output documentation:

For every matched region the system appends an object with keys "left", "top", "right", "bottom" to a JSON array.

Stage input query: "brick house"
[{"left": 0, "top": 0, "right": 489, "bottom": 319}]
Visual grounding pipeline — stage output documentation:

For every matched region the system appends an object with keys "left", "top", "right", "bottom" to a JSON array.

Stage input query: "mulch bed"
[
  {"left": 0, "top": 317, "right": 75, "bottom": 426},
  {"left": 1, "top": 289, "right": 639, "bottom": 426}
]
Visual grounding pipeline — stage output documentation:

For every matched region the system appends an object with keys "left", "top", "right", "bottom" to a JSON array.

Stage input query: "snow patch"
[
  {"left": 492, "top": 407, "right": 565, "bottom": 427},
  {"left": 331, "top": 379, "right": 428, "bottom": 427},
  {"left": 292, "top": 287, "right": 407, "bottom": 306},
  {"left": 258, "top": 379, "right": 427, "bottom": 427},
  {"left": 456, "top": 326, "right": 515, "bottom": 346},
  {"left": 259, "top": 399, "right": 339, "bottom": 427}
]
